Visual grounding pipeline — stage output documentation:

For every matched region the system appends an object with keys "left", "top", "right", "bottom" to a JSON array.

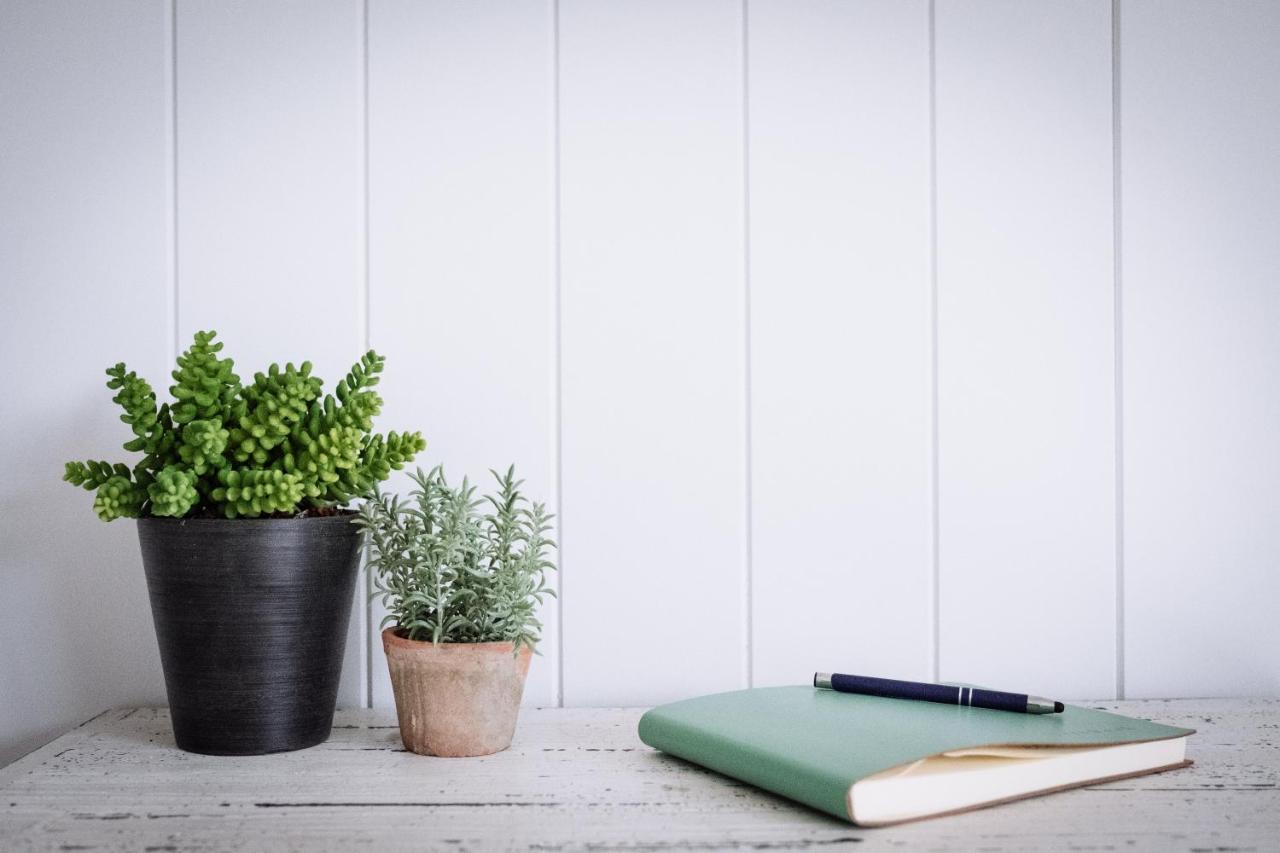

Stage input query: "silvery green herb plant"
[{"left": 357, "top": 465, "right": 556, "bottom": 653}]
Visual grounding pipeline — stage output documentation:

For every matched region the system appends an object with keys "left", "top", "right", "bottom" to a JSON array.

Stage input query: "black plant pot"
[{"left": 137, "top": 515, "right": 363, "bottom": 755}]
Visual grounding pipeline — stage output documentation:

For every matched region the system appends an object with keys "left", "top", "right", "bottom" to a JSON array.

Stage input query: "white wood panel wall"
[
  {"left": 1121, "top": 0, "right": 1280, "bottom": 698},
  {"left": 557, "top": 0, "right": 749, "bottom": 706},
  {"left": 934, "top": 0, "right": 1118, "bottom": 700},
  {"left": 747, "top": 0, "right": 934, "bottom": 687},
  {"left": 5, "top": 0, "right": 1280, "bottom": 763},
  {"left": 0, "top": 0, "right": 171, "bottom": 767}
]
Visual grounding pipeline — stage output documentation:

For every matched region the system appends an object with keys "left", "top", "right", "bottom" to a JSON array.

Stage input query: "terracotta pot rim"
[
  {"left": 137, "top": 512, "right": 357, "bottom": 527},
  {"left": 381, "top": 627, "right": 532, "bottom": 654}
]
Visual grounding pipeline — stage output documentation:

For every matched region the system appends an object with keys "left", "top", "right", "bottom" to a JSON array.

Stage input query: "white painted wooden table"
[{"left": 1, "top": 700, "right": 1276, "bottom": 852}]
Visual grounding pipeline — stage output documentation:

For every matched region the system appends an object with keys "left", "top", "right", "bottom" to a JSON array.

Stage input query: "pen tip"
[{"left": 1054, "top": 701, "right": 1065, "bottom": 713}]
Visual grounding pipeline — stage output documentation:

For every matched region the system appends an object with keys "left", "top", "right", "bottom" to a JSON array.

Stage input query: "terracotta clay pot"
[{"left": 382, "top": 628, "right": 532, "bottom": 757}]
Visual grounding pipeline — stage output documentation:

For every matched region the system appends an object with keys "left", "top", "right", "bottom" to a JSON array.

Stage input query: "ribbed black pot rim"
[{"left": 137, "top": 512, "right": 357, "bottom": 526}]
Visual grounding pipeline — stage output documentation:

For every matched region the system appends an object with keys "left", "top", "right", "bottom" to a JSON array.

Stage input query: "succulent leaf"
[
  {"left": 147, "top": 465, "right": 200, "bottom": 517},
  {"left": 210, "top": 467, "right": 306, "bottom": 519},
  {"left": 65, "top": 333, "right": 423, "bottom": 520},
  {"left": 93, "top": 475, "right": 146, "bottom": 521},
  {"left": 178, "top": 418, "right": 229, "bottom": 475},
  {"left": 169, "top": 330, "right": 240, "bottom": 425}
]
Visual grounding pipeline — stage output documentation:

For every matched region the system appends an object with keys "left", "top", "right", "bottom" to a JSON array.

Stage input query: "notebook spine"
[{"left": 637, "top": 708, "right": 854, "bottom": 822}]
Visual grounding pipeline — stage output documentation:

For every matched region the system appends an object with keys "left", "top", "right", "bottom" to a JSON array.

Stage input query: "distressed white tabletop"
[{"left": 0, "top": 700, "right": 1276, "bottom": 852}]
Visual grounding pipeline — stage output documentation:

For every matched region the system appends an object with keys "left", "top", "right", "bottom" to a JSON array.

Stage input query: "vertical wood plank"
[
  {"left": 558, "top": 0, "right": 747, "bottom": 705},
  {"left": 935, "top": 0, "right": 1116, "bottom": 698},
  {"left": 0, "top": 0, "right": 170, "bottom": 765},
  {"left": 366, "top": 0, "right": 557, "bottom": 708},
  {"left": 176, "top": 0, "right": 368, "bottom": 706},
  {"left": 1121, "top": 1, "right": 1280, "bottom": 697},
  {"left": 747, "top": 0, "right": 934, "bottom": 686}
]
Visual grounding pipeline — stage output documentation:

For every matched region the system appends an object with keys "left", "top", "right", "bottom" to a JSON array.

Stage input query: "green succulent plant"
[
  {"left": 356, "top": 465, "right": 556, "bottom": 653},
  {"left": 64, "top": 330, "right": 426, "bottom": 520}
]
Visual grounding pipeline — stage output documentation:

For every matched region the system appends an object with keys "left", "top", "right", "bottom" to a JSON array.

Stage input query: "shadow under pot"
[
  {"left": 382, "top": 628, "right": 532, "bottom": 757},
  {"left": 137, "top": 515, "right": 363, "bottom": 755}
]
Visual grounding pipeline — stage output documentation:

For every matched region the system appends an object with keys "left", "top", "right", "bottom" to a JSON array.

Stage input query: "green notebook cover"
[{"left": 638, "top": 686, "right": 1193, "bottom": 824}]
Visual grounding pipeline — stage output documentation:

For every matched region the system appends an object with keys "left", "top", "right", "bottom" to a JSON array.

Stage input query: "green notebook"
[{"left": 638, "top": 686, "right": 1193, "bottom": 826}]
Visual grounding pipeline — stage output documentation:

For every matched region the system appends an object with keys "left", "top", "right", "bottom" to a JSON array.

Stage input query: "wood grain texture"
[
  {"left": 747, "top": 0, "right": 934, "bottom": 687},
  {"left": 366, "top": 0, "right": 558, "bottom": 709},
  {"left": 935, "top": 0, "right": 1117, "bottom": 699},
  {"left": 0, "top": 700, "right": 1275, "bottom": 851},
  {"left": 558, "top": 0, "right": 748, "bottom": 705},
  {"left": 0, "top": 0, "right": 171, "bottom": 768},
  {"left": 174, "top": 0, "right": 368, "bottom": 707},
  {"left": 1120, "top": 1, "right": 1280, "bottom": 698}
]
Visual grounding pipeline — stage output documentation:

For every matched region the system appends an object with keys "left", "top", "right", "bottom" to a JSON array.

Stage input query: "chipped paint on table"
[{"left": 0, "top": 700, "right": 1276, "bottom": 851}]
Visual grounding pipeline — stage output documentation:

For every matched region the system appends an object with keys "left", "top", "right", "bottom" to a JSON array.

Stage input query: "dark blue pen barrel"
[
  {"left": 829, "top": 673, "right": 961, "bottom": 705},
  {"left": 827, "top": 673, "right": 1031, "bottom": 712},
  {"left": 969, "top": 687, "right": 1029, "bottom": 713}
]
